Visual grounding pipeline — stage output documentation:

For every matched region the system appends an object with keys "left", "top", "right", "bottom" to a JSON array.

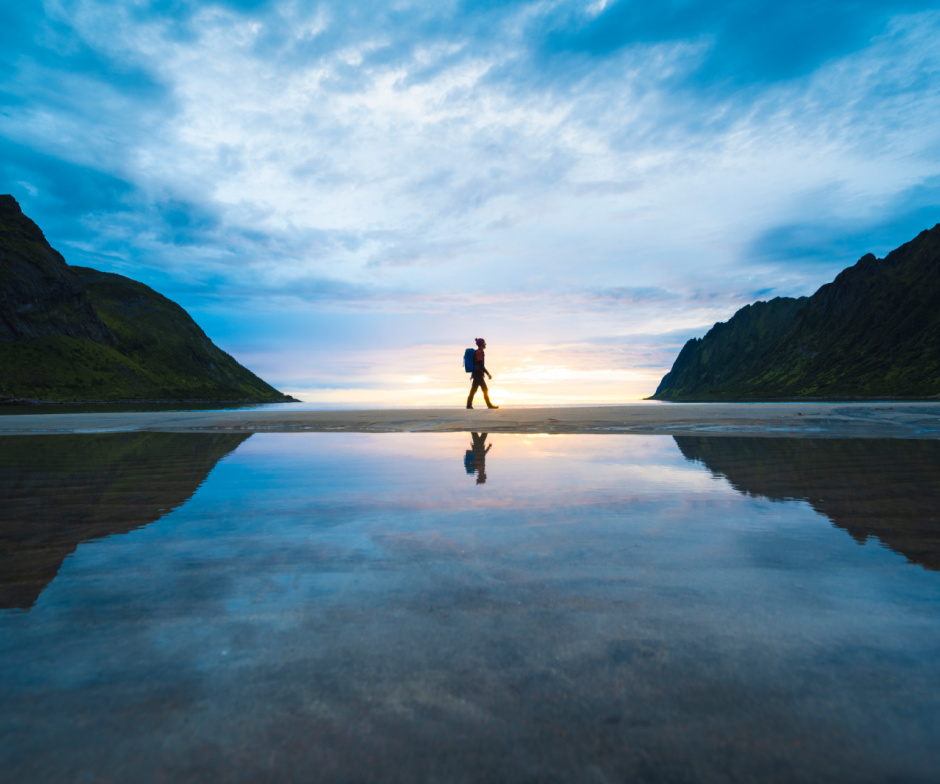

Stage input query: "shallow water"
[{"left": 2, "top": 433, "right": 939, "bottom": 783}]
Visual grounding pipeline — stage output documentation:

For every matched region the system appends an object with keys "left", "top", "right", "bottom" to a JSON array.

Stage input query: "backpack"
[{"left": 463, "top": 347, "right": 476, "bottom": 373}]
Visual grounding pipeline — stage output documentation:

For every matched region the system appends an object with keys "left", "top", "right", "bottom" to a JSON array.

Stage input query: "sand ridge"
[{"left": 1, "top": 401, "right": 940, "bottom": 438}]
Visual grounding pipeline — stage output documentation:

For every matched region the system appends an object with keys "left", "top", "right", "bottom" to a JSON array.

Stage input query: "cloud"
[
  {"left": 536, "top": 0, "right": 938, "bottom": 86},
  {"left": 2, "top": 1, "right": 939, "bottom": 400},
  {"left": 580, "top": 286, "right": 680, "bottom": 306},
  {"left": 745, "top": 176, "right": 940, "bottom": 275}
]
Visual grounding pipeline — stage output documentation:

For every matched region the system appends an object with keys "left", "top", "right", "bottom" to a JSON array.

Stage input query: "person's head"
[{"left": 475, "top": 337, "right": 486, "bottom": 349}]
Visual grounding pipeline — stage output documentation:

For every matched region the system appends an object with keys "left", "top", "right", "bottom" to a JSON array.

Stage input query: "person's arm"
[{"left": 475, "top": 351, "right": 492, "bottom": 379}]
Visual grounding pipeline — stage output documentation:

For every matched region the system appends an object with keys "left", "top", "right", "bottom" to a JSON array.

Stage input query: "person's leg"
[
  {"left": 479, "top": 378, "right": 498, "bottom": 409},
  {"left": 467, "top": 377, "right": 480, "bottom": 408}
]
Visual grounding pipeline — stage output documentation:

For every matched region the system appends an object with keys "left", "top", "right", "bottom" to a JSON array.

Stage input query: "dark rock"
[
  {"left": 0, "top": 195, "right": 112, "bottom": 344},
  {"left": 0, "top": 195, "right": 296, "bottom": 402},
  {"left": 653, "top": 224, "right": 940, "bottom": 399}
]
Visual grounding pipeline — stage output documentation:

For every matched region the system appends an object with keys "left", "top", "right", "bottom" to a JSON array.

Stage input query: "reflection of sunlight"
[{"left": 242, "top": 433, "right": 713, "bottom": 496}]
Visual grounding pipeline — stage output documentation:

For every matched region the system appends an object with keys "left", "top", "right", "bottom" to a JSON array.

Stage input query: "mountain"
[
  {"left": 674, "top": 436, "right": 940, "bottom": 572},
  {"left": 0, "top": 195, "right": 295, "bottom": 402},
  {"left": 0, "top": 432, "right": 250, "bottom": 610},
  {"left": 652, "top": 224, "right": 940, "bottom": 399},
  {"left": 0, "top": 195, "right": 112, "bottom": 344}
]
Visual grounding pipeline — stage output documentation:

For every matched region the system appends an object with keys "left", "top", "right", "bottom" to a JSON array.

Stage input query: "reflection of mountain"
[
  {"left": 0, "top": 432, "right": 249, "bottom": 610},
  {"left": 675, "top": 436, "right": 940, "bottom": 571}
]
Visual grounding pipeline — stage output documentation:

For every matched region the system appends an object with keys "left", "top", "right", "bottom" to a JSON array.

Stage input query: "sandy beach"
[{"left": 1, "top": 401, "right": 939, "bottom": 438}]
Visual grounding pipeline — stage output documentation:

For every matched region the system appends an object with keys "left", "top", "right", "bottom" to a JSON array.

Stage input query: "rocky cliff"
[
  {"left": 653, "top": 224, "right": 940, "bottom": 399},
  {"left": 0, "top": 195, "right": 295, "bottom": 402},
  {"left": 0, "top": 195, "right": 112, "bottom": 344}
]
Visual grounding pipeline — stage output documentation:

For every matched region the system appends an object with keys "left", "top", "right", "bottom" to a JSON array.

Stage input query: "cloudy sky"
[{"left": 3, "top": 1, "right": 939, "bottom": 405}]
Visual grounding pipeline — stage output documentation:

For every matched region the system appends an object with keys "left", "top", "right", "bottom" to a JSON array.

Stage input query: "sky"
[{"left": 3, "top": 0, "right": 940, "bottom": 406}]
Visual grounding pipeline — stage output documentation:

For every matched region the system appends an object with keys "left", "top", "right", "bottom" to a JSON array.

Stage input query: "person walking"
[{"left": 467, "top": 338, "right": 499, "bottom": 409}]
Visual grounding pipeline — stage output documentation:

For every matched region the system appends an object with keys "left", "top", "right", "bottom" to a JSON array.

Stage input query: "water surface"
[{"left": 2, "top": 433, "right": 939, "bottom": 783}]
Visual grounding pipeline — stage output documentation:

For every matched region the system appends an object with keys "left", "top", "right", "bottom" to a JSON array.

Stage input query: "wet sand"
[{"left": 1, "top": 401, "right": 939, "bottom": 438}]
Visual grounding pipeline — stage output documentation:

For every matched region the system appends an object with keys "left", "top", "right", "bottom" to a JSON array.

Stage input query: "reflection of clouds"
[
  {"left": 201, "top": 436, "right": 731, "bottom": 542},
  {"left": 9, "top": 430, "right": 940, "bottom": 784},
  {"left": 236, "top": 432, "right": 693, "bottom": 476},
  {"left": 375, "top": 530, "right": 481, "bottom": 560}
]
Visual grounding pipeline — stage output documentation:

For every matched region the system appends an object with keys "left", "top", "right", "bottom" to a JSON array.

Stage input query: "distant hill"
[
  {"left": 0, "top": 195, "right": 295, "bottom": 403},
  {"left": 652, "top": 224, "right": 940, "bottom": 399}
]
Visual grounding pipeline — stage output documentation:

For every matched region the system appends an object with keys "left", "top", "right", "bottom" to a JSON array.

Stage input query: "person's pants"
[{"left": 467, "top": 376, "right": 494, "bottom": 408}]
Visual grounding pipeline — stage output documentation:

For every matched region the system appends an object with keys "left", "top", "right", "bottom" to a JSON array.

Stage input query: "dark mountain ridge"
[
  {"left": 0, "top": 195, "right": 295, "bottom": 403},
  {"left": 653, "top": 224, "right": 940, "bottom": 399},
  {"left": 0, "top": 195, "right": 111, "bottom": 344}
]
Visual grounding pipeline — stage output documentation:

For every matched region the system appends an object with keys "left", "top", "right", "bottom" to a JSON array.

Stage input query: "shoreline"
[{"left": 1, "top": 401, "right": 939, "bottom": 438}]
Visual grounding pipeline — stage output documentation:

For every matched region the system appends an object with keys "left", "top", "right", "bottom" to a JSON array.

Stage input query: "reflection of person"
[
  {"left": 467, "top": 338, "right": 499, "bottom": 409},
  {"left": 464, "top": 432, "right": 491, "bottom": 484}
]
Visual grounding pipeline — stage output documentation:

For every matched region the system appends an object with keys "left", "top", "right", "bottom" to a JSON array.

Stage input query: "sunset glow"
[{"left": 4, "top": 2, "right": 939, "bottom": 404}]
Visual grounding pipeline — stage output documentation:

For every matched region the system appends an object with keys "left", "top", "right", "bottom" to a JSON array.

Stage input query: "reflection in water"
[
  {"left": 0, "top": 432, "right": 249, "bottom": 610},
  {"left": 3, "top": 433, "right": 940, "bottom": 783},
  {"left": 675, "top": 436, "right": 940, "bottom": 571},
  {"left": 463, "top": 431, "right": 490, "bottom": 484}
]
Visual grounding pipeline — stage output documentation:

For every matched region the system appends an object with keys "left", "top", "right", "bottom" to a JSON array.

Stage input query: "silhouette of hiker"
[
  {"left": 467, "top": 338, "right": 498, "bottom": 409},
  {"left": 463, "top": 432, "right": 491, "bottom": 484}
]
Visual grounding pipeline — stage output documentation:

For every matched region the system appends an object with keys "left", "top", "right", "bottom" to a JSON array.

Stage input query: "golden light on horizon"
[{"left": 283, "top": 342, "right": 667, "bottom": 407}]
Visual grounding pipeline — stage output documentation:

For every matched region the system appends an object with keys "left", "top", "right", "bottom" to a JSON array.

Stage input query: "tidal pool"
[{"left": 2, "top": 432, "right": 939, "bottom": 783}]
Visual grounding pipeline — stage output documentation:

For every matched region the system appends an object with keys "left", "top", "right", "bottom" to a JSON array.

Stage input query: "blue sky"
[{"left": 3, "top": 1, "right": 939, "bottom": 404}]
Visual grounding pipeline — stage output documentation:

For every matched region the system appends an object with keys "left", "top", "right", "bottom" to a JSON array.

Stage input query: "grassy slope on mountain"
[
  {"left": 0, "top": 195, "right": 293, "bottom": 402},
  {"left": 745, "top": 230, "right": 940, "bottom": 397},
  {"left": 653, "top": 297, "right": 808, "bottom": 399},
  {"left": 653, "top": 224, "right": 940, "bottom": 399},
  {"left": 0, "top": 269, "right": 293, "bottom": 402},
  {"left": 73, "top": 267, "right": 291, "bottom": 401},
  {"left": 0, "top": 334, "right": 156, "bottom": 401}
]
